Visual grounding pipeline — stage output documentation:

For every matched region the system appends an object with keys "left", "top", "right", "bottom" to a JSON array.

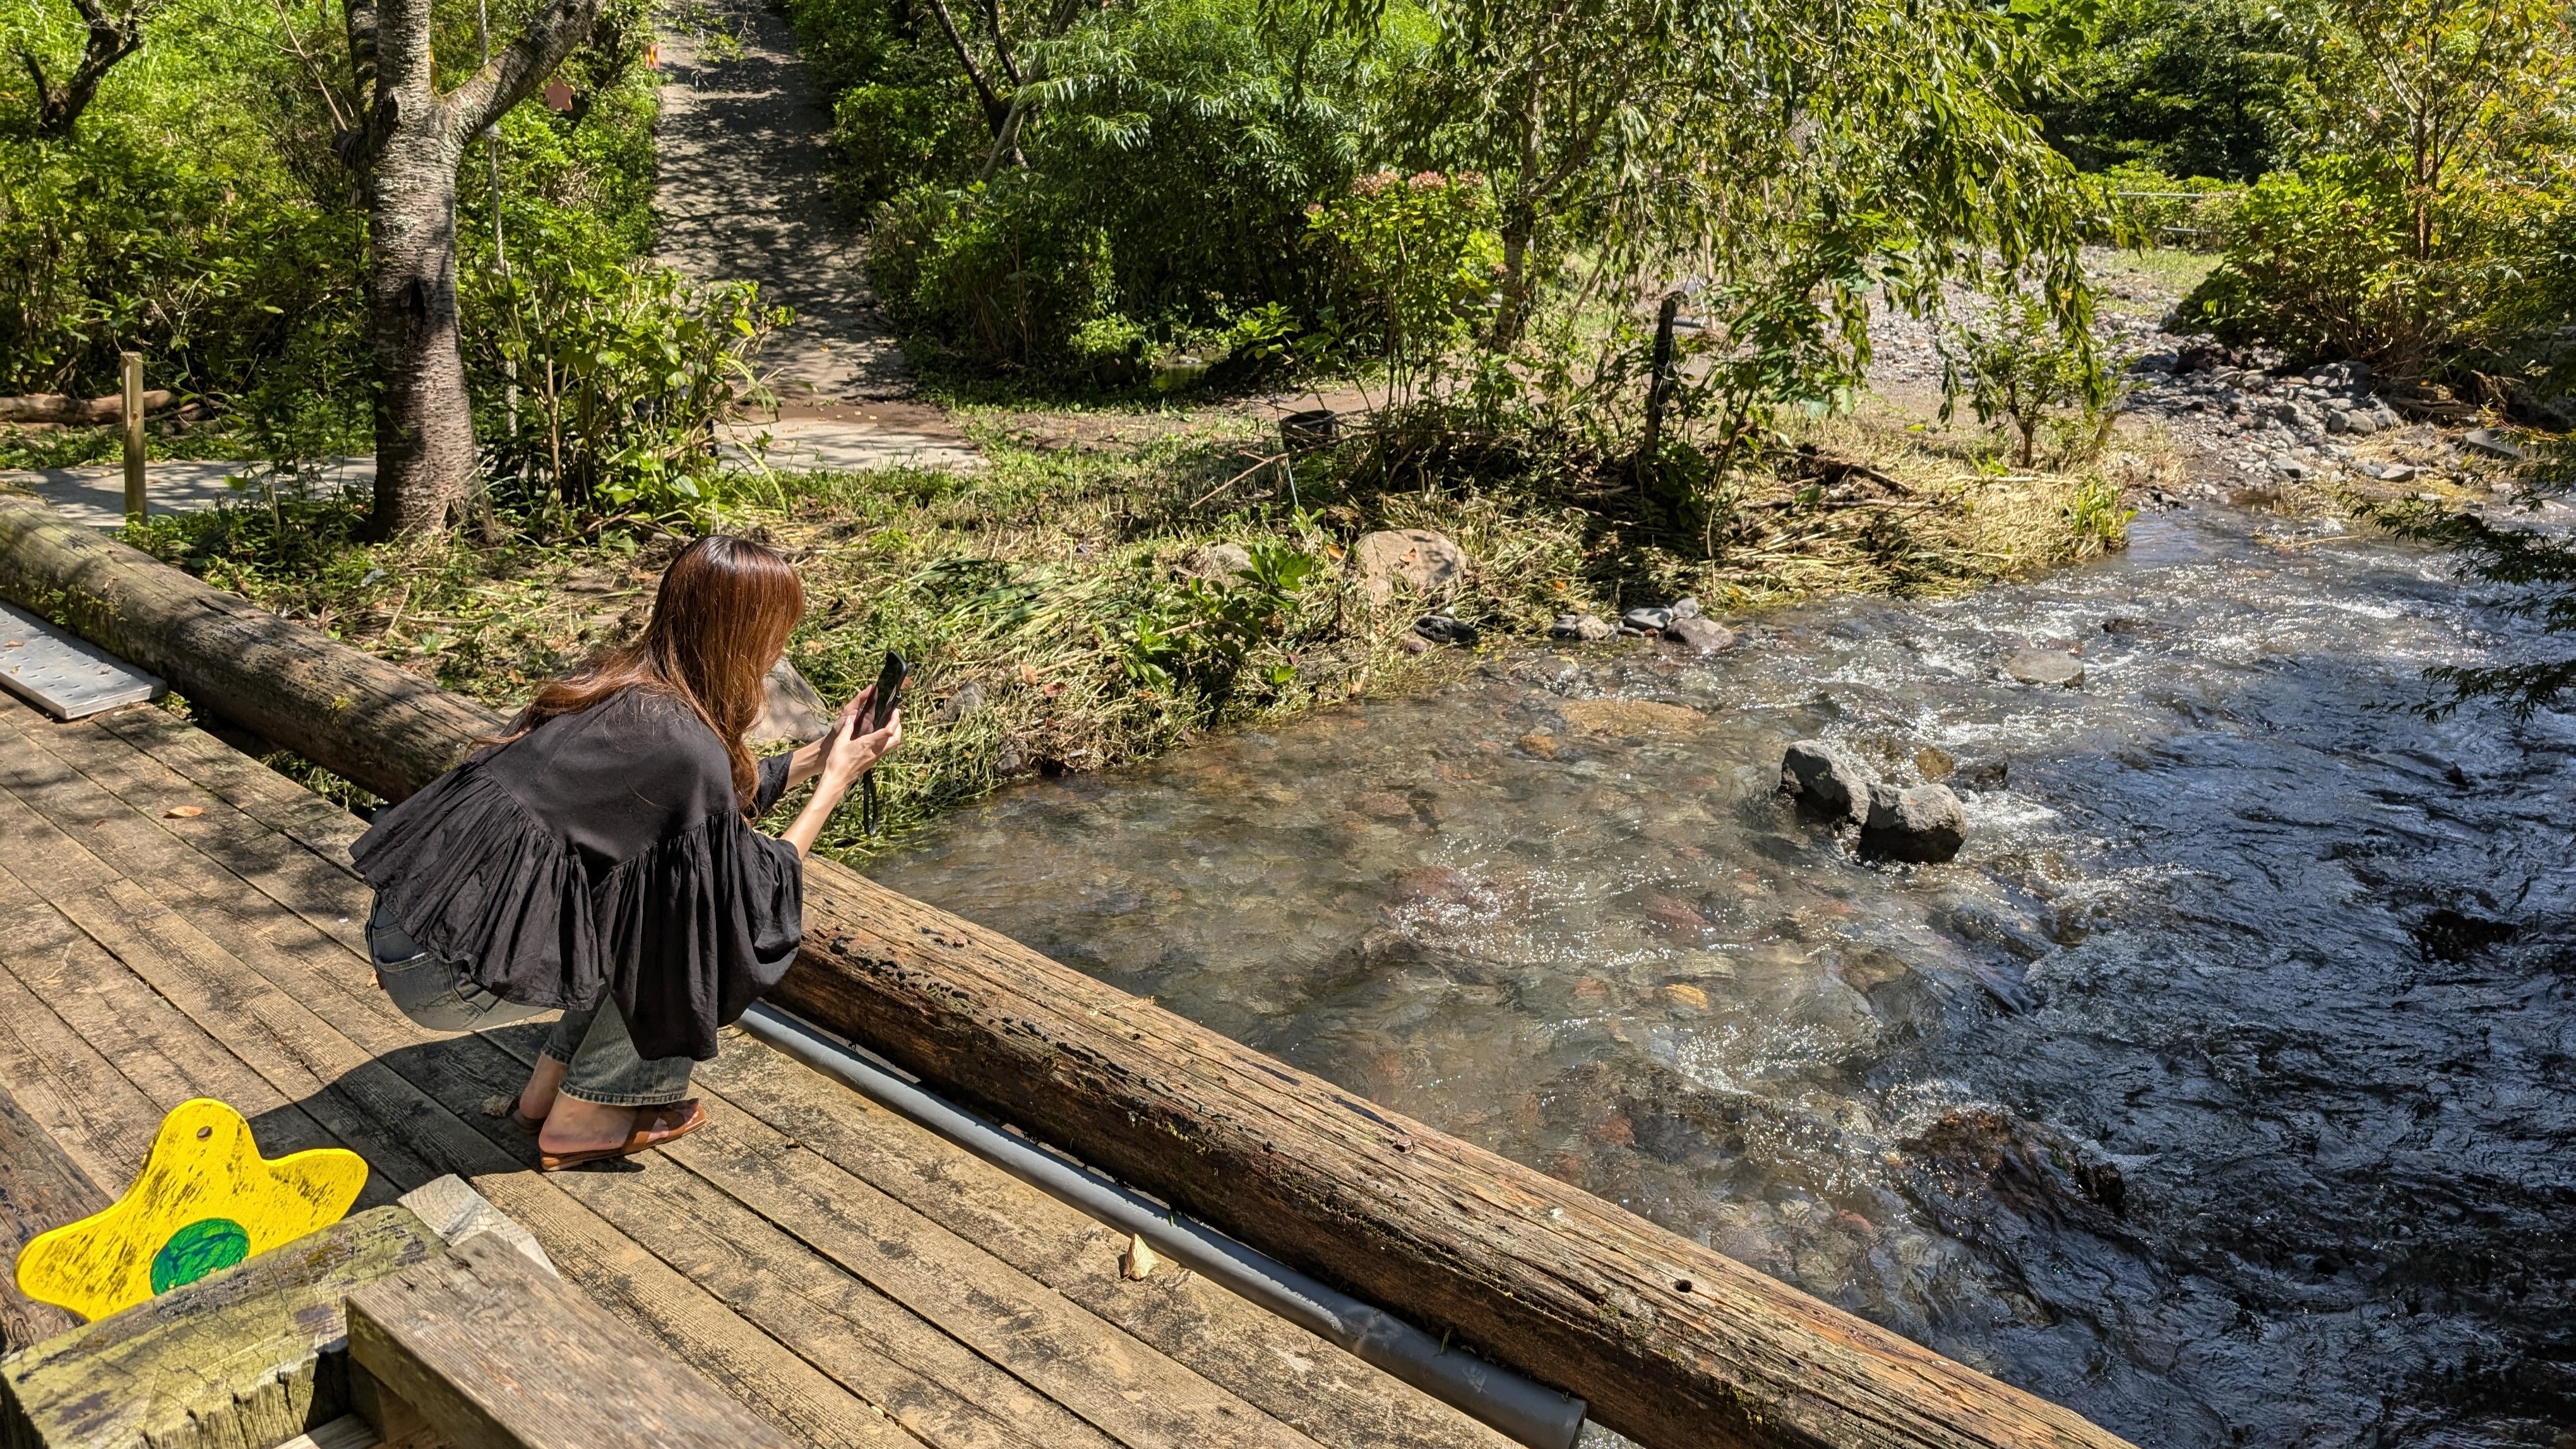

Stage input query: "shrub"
[
  {"left": 1305, "top": 169, "right": 1502, "bottom": 403},
  {"left": 2181, "top": 157, "right": 2562, "bottom": 376},
  {"left": 868, "top": 177, "right": 1114, "bottom": 370},
  {"left": 2080, "top": 162, "right": 2244, "bottom": 251},
  {"left": 1941, "top": 288, "right": 2111, "bottom": 467},
  {"left": 467, "top": 245, "right": 789, "bottom": 529}
]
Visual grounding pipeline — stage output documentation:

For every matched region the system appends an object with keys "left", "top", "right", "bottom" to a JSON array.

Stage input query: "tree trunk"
[
  {"left": 337, "top": 0, "right": 601, "bottom": 537},
  {"left": 363, "top": 117, "right": 479, "bottom": 539}
]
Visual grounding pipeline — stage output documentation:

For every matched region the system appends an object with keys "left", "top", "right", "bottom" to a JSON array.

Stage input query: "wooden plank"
[
  {"left": 0, "top": 1206, "right": 446, "bottom": 1449},
  {"left": 347, "top": 1232, "right": 799, "bottom": 1449},
  {"left": 0, "top": 696, "right": 369, "bottom": 956},
  {"left": 88, "top": 701, "right": 372, "bottom": 864},
  {"left": 0, "top": 897, "right": 172, "bottom": 1189},
  {"left": 691, "top": 1039, "right": 1511, "bottom": 1449},
  {"left": 0, "top": 1089, "right": 104, "bottom": 1355},
  {"left": 0, "top": 768, "right": 908, "bottom": 1448},
  {"left": 0, "top": 849, "right": 431, "bottom": 1205},
  {"left": 390, "top": 1025, "right": 1104, "bottom": 1449},
  {"left": 0, "top": 691, "right": 373, "bottom": 959},
  {"left": 670, "top": 1097, "right": 1318, "bottom": 1449}
]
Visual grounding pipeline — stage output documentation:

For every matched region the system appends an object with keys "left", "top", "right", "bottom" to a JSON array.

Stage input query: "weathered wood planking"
[
  {"left": 347, "top": 1232, "right": 800, "bottom": 1449},
  {"left": 1, "top": 1206, "right": 445, "bottom": 1449},
  {"left": 0, "top": 497, "right": 2144, "bottom": 1449},
  {"left": 0, "top": 696, "right": 1494, "bottom": 1449},
  {"left": 0, "top": 1091, "right": 104, "bottom": 1354}
]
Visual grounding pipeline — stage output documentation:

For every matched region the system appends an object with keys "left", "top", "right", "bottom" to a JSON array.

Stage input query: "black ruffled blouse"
[{"left": 350, "top": 686, "right": 803, "bottom": 1061}]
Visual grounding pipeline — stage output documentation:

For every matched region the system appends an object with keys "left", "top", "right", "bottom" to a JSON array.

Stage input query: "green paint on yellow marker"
[{"left": 150, "top": 1217, "right": 251, "bottom": 1292}]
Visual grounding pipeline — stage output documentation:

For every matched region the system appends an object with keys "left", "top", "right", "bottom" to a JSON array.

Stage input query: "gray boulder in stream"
[
  {"left": 1861, "top": 782, "right": 1968, "bottom": 862},
  {"left": 1781, "top": 740, "right": 1874, "bottom": 821}
]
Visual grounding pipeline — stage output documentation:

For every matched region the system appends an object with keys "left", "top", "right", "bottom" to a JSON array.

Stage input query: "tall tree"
[{"left": 333, "top": 0, "right": 600, "bottom": 536}]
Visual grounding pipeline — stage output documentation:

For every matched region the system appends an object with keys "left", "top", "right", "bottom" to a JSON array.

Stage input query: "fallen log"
[
  {"left": 0, "top": 496, "right": 500, "bottom": 803},
  {"left": 0, "top": 496, "right": 2140, "bottom": 1449},
  {"left": 0, "top": 393, "right": 178, "bottom": 427}
]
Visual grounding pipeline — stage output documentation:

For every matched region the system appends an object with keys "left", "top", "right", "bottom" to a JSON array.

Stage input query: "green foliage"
[
  {"left": 468, "top": 253, "right": 790, "bottom": 531},
  {"left": 1304, "top": 169, "right": 1500, "bottom": 403},
  {"left": 2080, "top": 161, "right": 2245, "bottom": 250},
  {"left": 869, "top": 176, "right": 1115, "bottom": 369},
  {"left": 2182, "top": 156, "right": 2563, "bottom": 374},
  {"left": 0, "top": 0, "right": 669, "bottom": 474},
  {"left": 801, "top": 0, "right": 1380, "bottom": 374},
  {"left": 2162, "top": 0, "right": 2575, "bottom": 381},
  {"left": 2022, "top": 0, "right": 2327, "bottom": 181},
  {"left": 830, "top": 81, "right": 987, "bottom": 212},
  {"left": 1116, "top": 542, "right": 1320, "bottom": 694},
  {"left": 1941, "top": 287, "right": 2112, "bottom": 467}
]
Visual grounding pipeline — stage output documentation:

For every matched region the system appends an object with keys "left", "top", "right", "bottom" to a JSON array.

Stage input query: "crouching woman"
[{"left": 349, "top": 535, "right": 899, "bottom": 1169}]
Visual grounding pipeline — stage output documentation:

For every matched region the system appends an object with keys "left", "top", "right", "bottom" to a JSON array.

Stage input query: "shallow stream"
[{"left": 869, "top": 504, "right": 2576, "bottom": 1448}]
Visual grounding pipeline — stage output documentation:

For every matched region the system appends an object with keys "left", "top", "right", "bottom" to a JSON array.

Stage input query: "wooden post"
[
  {"left": 119, "top": 353, "right": 145, "bottom": 523},
  {"left": 1635, "top": 293, "right": 1682, "bottom": 511}
]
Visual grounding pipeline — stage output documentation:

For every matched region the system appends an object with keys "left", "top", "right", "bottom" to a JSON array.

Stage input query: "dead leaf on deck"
[{"left": 164, "top": 805, "right": 205, "bottom": 818}]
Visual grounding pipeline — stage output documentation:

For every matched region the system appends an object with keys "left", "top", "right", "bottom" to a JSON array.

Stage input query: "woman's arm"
[{"left": 780, "top": 707, "right": 902, "bottom": 857}]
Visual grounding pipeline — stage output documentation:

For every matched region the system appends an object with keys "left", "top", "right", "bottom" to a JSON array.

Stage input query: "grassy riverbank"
[{"left": 113, "top": 398, "right": 2133, "bottom": 856}]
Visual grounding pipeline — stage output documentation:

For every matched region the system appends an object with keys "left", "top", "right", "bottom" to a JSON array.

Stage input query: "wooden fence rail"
[{"left": 0, "top": 494, "right": 2140, "bottom": 1449}]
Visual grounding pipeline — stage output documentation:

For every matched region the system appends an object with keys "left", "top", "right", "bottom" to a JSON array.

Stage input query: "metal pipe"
[{"left": 736, "top": 1002, "right": 1588, "bottom": 1449}]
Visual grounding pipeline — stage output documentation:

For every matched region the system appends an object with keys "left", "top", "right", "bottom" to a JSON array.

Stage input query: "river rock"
[
  {"left": 933, "top": 680, "right": 986, "bottom": 723},
  {"left": 1663, "top": 616, "right": 1734, "bottom": 653},
  {"left": 1414, "top": 614, "right": 1479, "bottom": 646},
  {"left": 1781, "top": 739, "right": 1874, "bottom": 821},
  {"left": 2462, "top": 428, "right": 2524, "bottom": 462},
  {"left": 1669, "top": 596, "right": 1702, "bottom": 619},
  {"left": 1176, "top": 542, "right": 1252, "bottom": 581},
  {"left": 1552, "top": 613, "right": 1615, "bottom": 641},
  {"left": 2003, "top": 648, "right": 2084, "bottom": 687},
  {"left": 1353, "top": 528, "right": 1465, "bottom": 604},
  {"left": 1861, "top": 782, "right": 1967, "bottom": 863},
  {"left": 751, "top": 659, "right": 828, "bottom": 742}
]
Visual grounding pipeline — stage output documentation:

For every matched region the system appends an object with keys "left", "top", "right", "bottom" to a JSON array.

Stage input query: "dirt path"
[{"left": 653, "top": 0, "right": 912, "bottom": 407}]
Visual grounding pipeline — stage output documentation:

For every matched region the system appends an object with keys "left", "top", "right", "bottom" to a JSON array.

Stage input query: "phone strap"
[{"left": 861, "top": 770, "right": 880, "bottom": 836}]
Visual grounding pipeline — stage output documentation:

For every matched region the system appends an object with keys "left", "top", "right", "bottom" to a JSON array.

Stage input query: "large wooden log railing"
[{"left": 0, "top": 494, "right": 2140, "bottom": 1449}]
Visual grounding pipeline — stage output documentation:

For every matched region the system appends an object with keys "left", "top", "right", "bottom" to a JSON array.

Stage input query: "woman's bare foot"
[
  {"left": 515, "top": 1055, "right": 569, "bottom": 1123},
  {"left": 537, "top": 1093, "right": 638, "bottom": 1157},
  {"left": 535, "top": 1097, "right": 707, "bottom": 1167}
]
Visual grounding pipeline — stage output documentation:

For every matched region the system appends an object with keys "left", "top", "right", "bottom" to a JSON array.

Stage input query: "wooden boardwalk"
[{"left": 0, "top": 691, "right": 1509, "bottom": 1449}]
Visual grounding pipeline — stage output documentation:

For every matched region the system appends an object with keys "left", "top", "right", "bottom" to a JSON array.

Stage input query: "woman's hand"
[
  {"left": 780, "top": 695, "right": 902, "bottom": 857},
  {"left": 785, "top": 686, "right": 875, "bottom": 788},
  {"left": 818, "top": 704, "right": 901, "bottom": 792}
]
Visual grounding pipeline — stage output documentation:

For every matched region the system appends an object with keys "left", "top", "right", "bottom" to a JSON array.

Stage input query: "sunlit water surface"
[{"left": 870, "top": 505, "right": 2576, "bottom": 1449}]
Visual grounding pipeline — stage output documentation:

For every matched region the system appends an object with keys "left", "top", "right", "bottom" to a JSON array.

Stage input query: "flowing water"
[{"left": 869, "top": 503, "right": 2576, "bottom": 1449}]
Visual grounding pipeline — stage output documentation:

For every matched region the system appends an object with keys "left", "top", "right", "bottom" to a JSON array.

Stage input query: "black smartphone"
[{"left": 858, "top": 650, "right": 906, "bottom": 736}]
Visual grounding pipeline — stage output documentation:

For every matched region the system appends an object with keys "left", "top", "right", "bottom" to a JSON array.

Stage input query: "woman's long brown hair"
[{"left": 510, "top": 535, "right": 804, "bottom": 809}]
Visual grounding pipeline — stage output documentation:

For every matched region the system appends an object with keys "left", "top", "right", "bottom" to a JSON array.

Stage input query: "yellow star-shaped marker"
[{"left": 15, "top": 1098, "right": 369, "bottom": 1323}]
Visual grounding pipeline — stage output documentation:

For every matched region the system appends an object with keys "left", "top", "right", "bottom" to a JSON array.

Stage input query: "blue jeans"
[{"left": 367, "top": 897, "right": 695, "bottom": 1107}]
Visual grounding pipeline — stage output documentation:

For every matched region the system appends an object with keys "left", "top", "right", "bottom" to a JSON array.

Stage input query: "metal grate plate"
[{"left": 0, "top": 602, "right": 164, "bottom": 720}]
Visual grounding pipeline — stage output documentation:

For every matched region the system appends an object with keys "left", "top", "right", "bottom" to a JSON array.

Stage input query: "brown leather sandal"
[{"left": 539, "top": 1099, "right": 707, "bottom": 1171}]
